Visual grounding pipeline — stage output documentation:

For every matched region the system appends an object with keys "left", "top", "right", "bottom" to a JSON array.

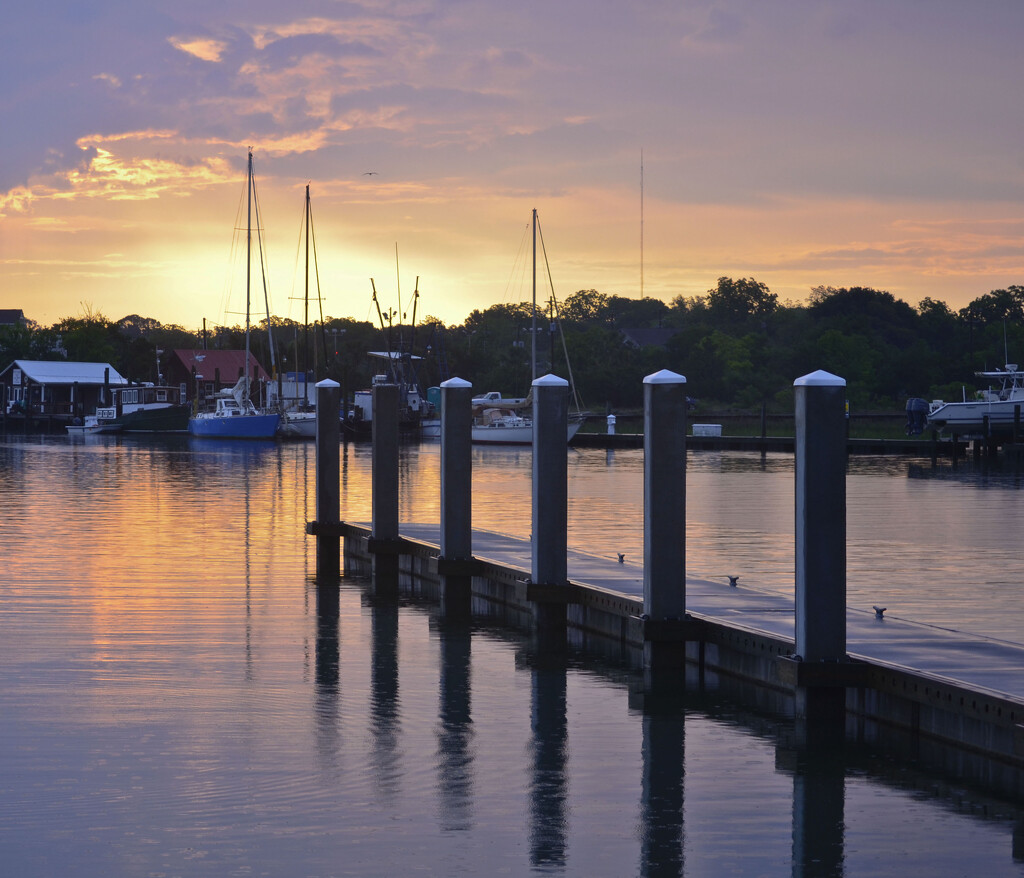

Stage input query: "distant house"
[
  {"left": 166, "top": 349, "right": 271, "bottom": 403},
  {"left": 0, "top": 309, "right": 28, "bottom": 328},
  {"left": 0, "top": 360, "right": 128, "bottom": 418},
  {"left": 620, "top": 327, "right": 678, "bottom": 350}
]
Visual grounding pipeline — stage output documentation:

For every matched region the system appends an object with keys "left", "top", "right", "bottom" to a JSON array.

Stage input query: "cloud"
[{"left": 168, "top": 36, "right": 230, "bottom": 63}]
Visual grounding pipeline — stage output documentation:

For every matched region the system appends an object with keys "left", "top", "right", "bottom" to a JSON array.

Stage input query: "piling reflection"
[
  {"left": 779, "top": 693, "right": 847, "bottom": 878},
  {"left": 314, "top": 584, "right": 341, "bottom": 776},
  {"left": 434, "top": 618, "right": 474, "bottom": 832},
  {"left": 639, "top": 690, "right": 685, "bottom": 878},
  {"left": 523, "top": 633, "right": 569, "bottom": 868},
  {"left": 369, "top": 595, "right": 401, "bottom": 802}
]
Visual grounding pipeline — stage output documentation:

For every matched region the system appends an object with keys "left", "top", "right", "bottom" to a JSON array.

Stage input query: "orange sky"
[{"left": 4, "top": 2, "right": 1024, "bottom": 330}]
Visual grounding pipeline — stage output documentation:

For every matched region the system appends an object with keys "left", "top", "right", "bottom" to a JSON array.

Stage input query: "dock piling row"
[{"left": 304, "top": 368, "right": 1024, "bottom": 774}]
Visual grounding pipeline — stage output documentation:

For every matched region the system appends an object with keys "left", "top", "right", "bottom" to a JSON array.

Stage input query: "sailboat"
[
  {"left": 189, "top": 149, "right": 281, "bottom": 440},
  {"left": 274, "top": 183, "right": 322, "bottom": 439},
  {"left": 457, "top": 209, "right": 584, "bottom": 445}
]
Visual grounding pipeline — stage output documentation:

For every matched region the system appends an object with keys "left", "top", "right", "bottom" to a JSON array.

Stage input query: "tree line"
[{"left": 4, "top": 279, "right": 1024, "bottom": 413}]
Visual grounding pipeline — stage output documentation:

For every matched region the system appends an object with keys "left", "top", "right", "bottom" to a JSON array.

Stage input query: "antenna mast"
[{"left": 640, "top": 149, "right": 644, "bottom": 300}]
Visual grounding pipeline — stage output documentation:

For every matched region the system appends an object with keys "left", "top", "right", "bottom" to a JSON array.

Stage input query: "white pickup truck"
[{"left": 471, "top": 391, "right": 528, "bottom": 408}]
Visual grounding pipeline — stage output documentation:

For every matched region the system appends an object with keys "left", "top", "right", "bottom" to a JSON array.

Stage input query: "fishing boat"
[
  {"left": 343, "top": 275, "right": 434, "bottom": 438},
  {"left": 345, "top": 352, "right": 433, "bottom": 438},
  {"left": 189, "top": 149, "right": 280, "bottom": 440},
  {"left": 66, "top": 383, "right": 190, "bottom": 434},
  {"left": 920, "top": 364, "right": 1024, "bottom": 435},
  {"left": 111, "top": 384, "right": 190, "bottom": 433}
]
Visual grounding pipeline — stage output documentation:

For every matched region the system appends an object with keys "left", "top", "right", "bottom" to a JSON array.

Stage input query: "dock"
[
  {"left": 572, "top": 431, "right": 963, "bottom": 455},
  {"left": 332, "top": 521, "right": 1024, "bottom": 795},
  {"left": 309, "top": 374, "right": 1024, "bottom": 797}
]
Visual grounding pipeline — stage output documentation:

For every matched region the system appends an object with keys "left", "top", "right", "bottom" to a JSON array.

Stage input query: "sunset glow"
[{"left": 4, "top": 1, "right": 1024, "bottom": 329}]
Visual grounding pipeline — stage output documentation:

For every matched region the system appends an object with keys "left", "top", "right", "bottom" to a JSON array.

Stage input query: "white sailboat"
[
  {"left": 465, "top": 209, "right": 584, "bottom": 445},
  {"left": 275, "top": 183, "right": 321, "bottom": 439},
  {"left": 189, "top": 149, "right": 280, "bottom": 440}
]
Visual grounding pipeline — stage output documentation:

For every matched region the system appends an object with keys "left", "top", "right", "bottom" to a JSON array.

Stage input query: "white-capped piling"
[
  {"left": 371, "top": 382, "right": 401, "bottom": 583},
  {"left": 794, "top": 370, "right": 847, "bottom": 663},
  {"left": 531, "top": 374, "right": 569, "bottom": 628},
  {"left": 314, "top": 379, "right": 341, "bottom": 581},
  {"left": 643, "top": 370, "right": 688, "bottom": 625},
  {"left": 440, "top": 378, "right": 473, "bottom": 561},
  {"left": 438, "top": 378, "right": 475, "bottom": 614}
]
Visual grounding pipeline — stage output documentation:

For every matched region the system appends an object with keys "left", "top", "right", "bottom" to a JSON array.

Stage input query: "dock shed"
[{"left": 0, "top": 359, "right": 128, "bottom": 422}]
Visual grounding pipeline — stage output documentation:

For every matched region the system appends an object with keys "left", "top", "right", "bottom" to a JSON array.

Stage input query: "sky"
[{"left": 4, "top": 0, "right": 1024, "bottom": 331}]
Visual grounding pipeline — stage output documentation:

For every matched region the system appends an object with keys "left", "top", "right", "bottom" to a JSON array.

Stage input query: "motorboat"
[{"left": 921, "top": 364, "right": 1024, "bottom": 435}]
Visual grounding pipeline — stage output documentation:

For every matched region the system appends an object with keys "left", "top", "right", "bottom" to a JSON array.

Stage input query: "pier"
[{"left": 309, "top": 372, "right": 1024, "bottom": 791}]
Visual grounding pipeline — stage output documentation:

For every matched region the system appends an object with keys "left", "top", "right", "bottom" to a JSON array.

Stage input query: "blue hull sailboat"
[
  {"left": 189, "top": 391, "right": 279, "bottom": 439},
  {"left": 189, "top": 148, "right": 279, "bottom": 440}
]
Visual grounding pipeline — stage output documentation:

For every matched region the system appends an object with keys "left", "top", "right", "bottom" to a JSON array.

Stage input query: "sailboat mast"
[
  {"left": 640, "top": 149, "right": 644, "bottom": 300},
  {"left": 304, "top": 183, "right": 311, "bottom": 406},
  {"left": 245, "top": 148, "right": 252, "bottom": 404},
  {"left": 531, "top": 208, "right": 537, "bottom": 383}
]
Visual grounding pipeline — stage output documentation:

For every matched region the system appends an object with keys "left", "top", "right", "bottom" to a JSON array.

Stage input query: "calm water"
[{"left": 1, "top": 434, "right": 1023, "bottom": 876}]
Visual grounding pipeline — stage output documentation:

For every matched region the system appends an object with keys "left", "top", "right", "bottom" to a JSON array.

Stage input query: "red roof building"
[{"left": 167, "top": 349, "right": 271, "bottom": 401}]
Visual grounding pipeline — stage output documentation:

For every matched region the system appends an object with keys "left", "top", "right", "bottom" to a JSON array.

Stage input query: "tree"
[
  {"left": 55, "top": 310, "right": 119, "bottom": 365},
  {"left": 560, "top": 290, "right": 609, "bottom": 325},
  {"left": 706, "top": 277, "right": 777, "bottom": 324}
]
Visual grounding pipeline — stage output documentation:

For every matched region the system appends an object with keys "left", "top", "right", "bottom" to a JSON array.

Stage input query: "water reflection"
[
  {"left": 369, "top": 595, "right": 402, "bottom": 802},
  {"left": 314, "top": 584, "right": 340, "bottom": 778},
  {"left": 4, "top": 438, "right": 1024, "bottom": 876},
  {"left": 434, "top": 618, "right": 474, "bottom": 832},
  {"left": 785, "top": 696, "right": 847, "bottom": 878},
  {"left": 523, "top": 635, "right": 569, "bottom": 868},
  {"left": 639, "top": 691, "right": 685, "bottom": 878}
]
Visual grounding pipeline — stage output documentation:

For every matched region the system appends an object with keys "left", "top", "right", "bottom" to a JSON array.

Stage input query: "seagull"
[
  {"left": 617, "top": 553, "right": 625, "bottom": 563},
  {"left": 363, "top": 171, "right": 378, "bottom": 176},
  {"left": 873, "top": 605, "right": 887, "bottom": 619},
  {"left": 728, "top": 575, "right": 739, "bottom": 586}
]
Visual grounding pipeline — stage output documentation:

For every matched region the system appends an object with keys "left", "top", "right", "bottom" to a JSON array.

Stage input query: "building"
[
  {"left": 619, "top": 327, "right": 678, "bottom": 350},
  {"left": 0, "top": 360, "right": 128, "bottom": 423},
  {"left": 166, "top": 349, "right": 272, "bottom": 404},
  {"left": 0, "top": 309, "right": 28, "bottom": 328}
]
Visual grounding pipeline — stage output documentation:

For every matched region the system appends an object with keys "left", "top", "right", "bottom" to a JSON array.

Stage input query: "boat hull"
[
  {"left": 115, "top": 404, "right": 191, "bottom": 433},
  {"left": 66, "top": 423, "right": 119, "bottom": 435},
  {"left": 470, "top": 419, "right": 583, "bottom": 446},
  {"left": 278, "top": 412, "right": 317, "bottom": 439},
  {"left": 927, "top": 401, "right": 1024, "bottom": 435},
  {"left": 189, "top": 412, "right": 280, "bottom": 439}
]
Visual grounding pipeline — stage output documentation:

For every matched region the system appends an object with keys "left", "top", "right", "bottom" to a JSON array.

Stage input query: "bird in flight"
[{"left": 363, "top": 171, "right": 378, "bottom": 176}]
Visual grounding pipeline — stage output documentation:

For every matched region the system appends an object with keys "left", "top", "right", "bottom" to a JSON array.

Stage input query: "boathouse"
[{"left": 0, "top": 360, "right": 128, "bottom": 422}]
